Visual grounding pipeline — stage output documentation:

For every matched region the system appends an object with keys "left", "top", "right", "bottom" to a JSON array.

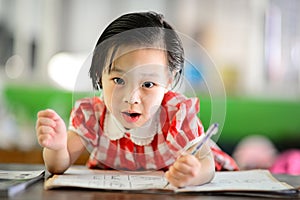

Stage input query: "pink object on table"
[{"left": 270, "top": 149, "right": 300, "bottom": 175}]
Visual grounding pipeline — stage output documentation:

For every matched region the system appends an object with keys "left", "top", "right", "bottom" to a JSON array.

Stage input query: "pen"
[
  {"left": 164, "top": 123, "right": 219, "bottom": 188},
  {"left": 190, "top": 123, "right": 219, "bottom": 155}
]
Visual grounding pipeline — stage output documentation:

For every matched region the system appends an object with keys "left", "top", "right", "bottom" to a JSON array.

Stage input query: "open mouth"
[
  {"left": 123, "top": 112, "right": 140, "bottom": 117},
  {"left": 122, "top": 112, "right": 141, "bottom": 123}
]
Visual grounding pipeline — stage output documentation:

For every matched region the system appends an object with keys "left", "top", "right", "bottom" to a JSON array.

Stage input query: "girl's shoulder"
[
  {"left": 73, "top": 96, "right": 106, "bottom": 113},
  {"left": 70, "top": 96, "right": 106, "bottom": 129},
  {"left": 162, "top": 91, "right": 200, "bottom": 112}
]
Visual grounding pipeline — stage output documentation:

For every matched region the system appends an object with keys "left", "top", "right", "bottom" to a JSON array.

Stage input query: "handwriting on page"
[
  {"left": 47, "top": 168, "right": 295, "bottom": 194},
  {"left": 52, "top": 173, "right": 168, "bottom": 190},
  {"left": 213, "top": 170, "right": 278, "bottom": 187},
  {"left": 178, "top": 170, "right": 290, "bottom": 192}
]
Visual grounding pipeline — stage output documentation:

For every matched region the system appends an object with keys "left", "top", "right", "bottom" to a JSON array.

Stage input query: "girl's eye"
[
  {"left": 142, "top": 82, "right": 155, "bottom": 88},
  {"left": 112, "top": 78, "right": 125, "bottom": 85}
]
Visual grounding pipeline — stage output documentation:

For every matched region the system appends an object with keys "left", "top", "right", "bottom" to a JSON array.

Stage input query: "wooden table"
[{"left": 1, "top": 164, "right": 299, "bottom": 200}]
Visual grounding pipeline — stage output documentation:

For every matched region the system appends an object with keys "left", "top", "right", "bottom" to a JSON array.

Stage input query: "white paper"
[
  {"left": 0, "top": 170, "right": 45, "bottom": 180},
  {"left": 50, "top": 168, "right": 167, "bottom": 190},
  {"left": 176, "top": 170, "right": 294, "bottom": 192},
  {"left": 46, "top": 167, "right": 294, "bottom": 192}
]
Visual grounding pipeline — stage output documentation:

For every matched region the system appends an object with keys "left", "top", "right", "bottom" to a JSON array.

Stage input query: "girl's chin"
[
  {"left": 121, "top": 119, "right": 150, "bottom": 130},
  {"left": 122, "top": 122, "right": 143, "bottom": 130}
]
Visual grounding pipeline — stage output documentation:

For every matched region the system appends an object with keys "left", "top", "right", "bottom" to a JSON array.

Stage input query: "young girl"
[{"left": 36, "top": 11, "right": 238, "bottom": 187}]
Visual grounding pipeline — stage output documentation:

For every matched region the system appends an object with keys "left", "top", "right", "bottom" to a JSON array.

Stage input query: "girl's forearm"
[
  {"left": 191, "top": 145, "right": 215, "bottom": 186},
  {"left": 43, "top": 147, "right": 71, "bottom": 174},
  {"left": 196, "top": 151, "right": 215, "bottom": 185}
]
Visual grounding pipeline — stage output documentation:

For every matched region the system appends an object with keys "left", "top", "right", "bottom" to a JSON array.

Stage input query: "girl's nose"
[{"left": 123, "top": 88, "right": 141, "bottom": 104}]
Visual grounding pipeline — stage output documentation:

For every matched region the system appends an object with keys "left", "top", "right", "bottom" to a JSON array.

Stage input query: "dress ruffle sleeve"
[
  {"left": 68, "top": 97, "right": 106, "bottom": 151},
  {"left": 161, "top": 91, "right": 205, "bottom": 155},
  {"left": 161, "top": 91, "right": 239, "bottom": 171},
  {"left": 207, "top": 138, "right": 239, "bottom": 171}
]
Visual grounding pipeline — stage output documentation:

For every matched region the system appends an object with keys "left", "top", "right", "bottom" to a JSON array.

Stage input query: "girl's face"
[{"left": 101, "top": 48, "right": 171, "bottom": 129}]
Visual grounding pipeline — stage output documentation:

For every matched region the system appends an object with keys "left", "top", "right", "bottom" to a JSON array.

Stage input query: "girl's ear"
[
  {"left": 164, "top": 77, "right": 172, "bottom": 93},
  {"left": 164, "top": 86, "right": 169, "bottom": 93}
]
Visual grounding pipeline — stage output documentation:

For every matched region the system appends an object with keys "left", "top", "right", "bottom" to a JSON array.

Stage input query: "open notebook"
[{"left": 44, "top": 166, "right": 299, "bottom": 198}]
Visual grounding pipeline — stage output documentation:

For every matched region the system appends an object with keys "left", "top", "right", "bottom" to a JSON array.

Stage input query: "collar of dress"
[{"left": 103, "top": 110, "right": 160, "bottom": 146}]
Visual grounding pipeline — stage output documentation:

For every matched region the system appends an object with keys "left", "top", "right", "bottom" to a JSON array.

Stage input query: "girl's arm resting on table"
[{"left": 43, "top": 131, "right": 87, "bottom": 174}]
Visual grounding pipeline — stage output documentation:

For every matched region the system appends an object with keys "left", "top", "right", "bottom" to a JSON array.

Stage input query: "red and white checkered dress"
[{"left": 69, "top": 91, "right": 238, "bottom": 171}]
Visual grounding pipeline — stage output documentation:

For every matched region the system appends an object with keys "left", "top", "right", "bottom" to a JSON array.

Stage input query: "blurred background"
[{"left": 0, "top": 0, "right": 300, "bottom": 164}]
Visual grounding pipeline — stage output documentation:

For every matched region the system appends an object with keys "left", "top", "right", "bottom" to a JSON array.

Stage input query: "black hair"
[{"left": 89, "top": 11, "right": 184, "bottom": 90}]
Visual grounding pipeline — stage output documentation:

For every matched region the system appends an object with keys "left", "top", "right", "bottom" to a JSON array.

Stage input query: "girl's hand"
[
  {"left": 36, "top": 109, "right": 67, "bottom": 151},
  {"left": 165, "top": 153, "right": 202, "bottom": 187}
]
